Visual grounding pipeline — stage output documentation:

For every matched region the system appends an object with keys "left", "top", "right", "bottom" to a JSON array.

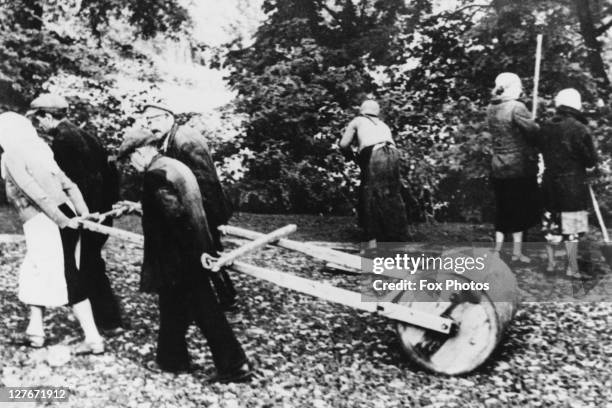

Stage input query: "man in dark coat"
[
  {"left": 117, "top": 130, "right": 251, "bottom": 382},
  {"left": 27, "top": 93, "right": 123, "bottom": 332},
  {"left": 142, "top": 106, "right": 237, "bottom": 310}
]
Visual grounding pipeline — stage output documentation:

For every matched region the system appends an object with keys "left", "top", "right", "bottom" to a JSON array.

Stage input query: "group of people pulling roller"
[
  {"left": 0, "top": 71, "right": 600, "bottom": 383},
  {"left": 0, "top": 96, "right": 249, "bottom": 383}
]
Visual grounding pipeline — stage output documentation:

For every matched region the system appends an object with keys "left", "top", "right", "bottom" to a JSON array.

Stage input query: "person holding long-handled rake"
[
  {"left": 487, "top": 73, "right": 542, "bottom": 263},
  {"left": 537, "top": 89, "right": 598, "bottom": 278}
]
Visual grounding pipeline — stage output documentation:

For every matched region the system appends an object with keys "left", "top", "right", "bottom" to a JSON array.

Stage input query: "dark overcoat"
[
  {"left": 537, "top": 106, "right": 598, "bottom": 212},
  {"left": 164, "top": 125, "right": 232, "bottom": 235},
  {"left": 140, "top": 155, "right": 215, "bottom": 293},
  {"left": 49, "top": 120, "right": 119, "bottom": 213}
]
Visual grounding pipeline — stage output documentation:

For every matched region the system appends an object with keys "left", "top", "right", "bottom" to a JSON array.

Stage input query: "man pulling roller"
[{"left": 139, "top": 106, "right": 238, "bottom": 312}]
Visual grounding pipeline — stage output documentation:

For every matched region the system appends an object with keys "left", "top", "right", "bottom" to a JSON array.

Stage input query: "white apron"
[{"left": 18, "top": 213, "right": 69, "bottom": 307}]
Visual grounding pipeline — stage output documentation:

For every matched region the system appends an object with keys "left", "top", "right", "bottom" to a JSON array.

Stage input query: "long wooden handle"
[
  {"left": 532, "top": 34, "right": 543, "bottom": 119},
  {"left": 230, "top": 260, "right": 453, "bottom": 334},
  {"left": 219, "top": 224, "right": 362, "bottom": 272},
  {"left": 589, "top": 185, "right": 610, "bottom": 242},
  {"left": 77, "top": 219, "right": 145, "bottom": 245},
  {"left": 71, "top": 220, "right": 454, "bottom": 334},
  {"left": 208, "top": 224, "right": 297, "bottom": 272}
]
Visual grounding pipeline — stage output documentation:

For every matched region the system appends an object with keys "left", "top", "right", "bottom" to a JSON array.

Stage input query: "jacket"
[
  {"left": 163, "top": 125, "right": 232, "bottom": 232},
  {"left": 487, "top": 98, "right": 540, "bottom": 179},
  {"left": 1, "top": 139, "right": 88, "bottom": 227},
  {"left": 48, "top": 120, "right": 119, "bottom": 213},
  {"left": 537, "top": 106, "right": 598, "bottom": 212},
  {"left": 140, "top": 155, "right": 215, "bottom": 293}
]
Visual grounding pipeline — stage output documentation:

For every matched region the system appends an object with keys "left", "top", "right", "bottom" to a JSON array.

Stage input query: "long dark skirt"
[
  {"left": 358, "top": 143, "right": 409, "bottom": 242},
  {"left": 492, "top": 177, "right": 541, "bottom": 233}
]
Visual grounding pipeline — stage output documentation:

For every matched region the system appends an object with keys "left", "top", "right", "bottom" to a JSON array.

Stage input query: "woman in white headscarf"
[
  {"left": 487, "top": 73, "right": 541, "bottom": 262},
  {"left": 0, "top": 112, "right": 104, "bottom": 353},
  {"left": 538, "top": 89, "right": 597, "bottom": 278}
]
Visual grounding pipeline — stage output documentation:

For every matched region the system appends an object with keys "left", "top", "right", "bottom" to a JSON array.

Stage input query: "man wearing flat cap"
[
  {"left": 27, "top": 93, "right": 124, "bottom": 333},
  {"left": 139, "top": 105, "right": 238, "bottom": 313},
  {"left": 116, "top": 130, "right": 251, "bottom": 382}
]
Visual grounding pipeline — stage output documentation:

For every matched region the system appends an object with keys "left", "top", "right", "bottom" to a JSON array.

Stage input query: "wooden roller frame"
[
  {"left": 219, "top": 225, "right": 362, "bottom": 272},
  {"left": 74, "top": 220, "right": 453, "bottom": 334}
]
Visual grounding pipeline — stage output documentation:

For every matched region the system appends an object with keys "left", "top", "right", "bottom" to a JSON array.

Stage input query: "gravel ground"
[{"left": 0, "top": 212, "right": 611, "bottom": 407}]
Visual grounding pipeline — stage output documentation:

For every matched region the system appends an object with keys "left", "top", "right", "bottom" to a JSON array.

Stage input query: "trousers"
[
  {"left": 156, "top": 270, "right": 247, "bottom": 374},
  {"left": 80, "top": 227, "right": 123, "bottom": 330}
]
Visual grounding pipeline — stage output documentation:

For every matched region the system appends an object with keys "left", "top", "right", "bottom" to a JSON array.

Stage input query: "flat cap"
[
  {"left": 27, "top": 93, "right": 69, "bottom": 116},
  {"left": 117, "top": 128, "right": 158, "bottom": 160}
]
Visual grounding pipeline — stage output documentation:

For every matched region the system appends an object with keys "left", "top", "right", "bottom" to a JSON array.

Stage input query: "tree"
[
  {"left": 573, "top": 0, "right": 612, "bottom": 92},
  {"left": 79, "top": 0, "right": 191, "bottom": 39},
  {"left": 0, "top": 0, "right": 191, "bottom": 107},
  {"left": 221, "top": 0, "right": 612, "bottom": 220},
  {"left": 222, "top": 0, "right": 407, "bottom": 213}
]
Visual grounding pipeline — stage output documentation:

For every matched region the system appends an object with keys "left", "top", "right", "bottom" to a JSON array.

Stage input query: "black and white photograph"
[{"left": 0, "top": 0, "right": 611, "bottom": 406}]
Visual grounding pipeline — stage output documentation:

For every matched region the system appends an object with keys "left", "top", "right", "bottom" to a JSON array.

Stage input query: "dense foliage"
[
  {"left": 2, "top": 1, "right": 612, "bottom": 221},
  {"left": 220, "top": 0, "right": 407, "bottom": 214},
  {"left": 0, "top": 0, "right": 189, "bottom": 105},
  {"left": 0, "top": 0, "right": 189, "bottom": 201},
  {"left": 222, "top": 0, "right": 612, "bottom": 221}
]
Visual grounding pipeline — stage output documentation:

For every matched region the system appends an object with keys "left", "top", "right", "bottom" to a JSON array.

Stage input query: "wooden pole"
[
  {"left": 219, "top": 225, "right": 362, "bottom": 272},
  {"left": 208, "top": 224, "right": 297, "bottom": 272},
  {"left": 72, "top": 220, "right": 454, "bottom": 334},
  {"left": 230, "top": 260, "right": 454, "bottom": 334},
  {"left": 590, "top": 186, "right": 610, "bottom": 242},
  {"left": 532, "top": 34, "right": 543, "bottom": 119},
  {"left": 77, "top": 219, "right": 144, "bottom": 245}
]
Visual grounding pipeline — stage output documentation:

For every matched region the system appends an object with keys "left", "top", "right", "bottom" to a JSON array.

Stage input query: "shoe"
[
  {"left": 208, "top": 363, "right": 253, "bottom": 384},
  {"left": 101, "top": 327, "right": 125, "bottom": 337},
  {"left": 225, "top": 311, "right": 243, "bottom": 325},
  {"left": 74, "top": 339, "right": 105, "bottom": 355},
  {"left": 566, "top": 268, "right": 588, "bottom": 279},
  {"left": 144, "top": 360, "right": 189, "bottom": 374},
  {"left": 11, "top": 332, "right": 45, "bottom": 348},
  {"left": 511, "top": 254, "right": 531, "bottom": 264}
]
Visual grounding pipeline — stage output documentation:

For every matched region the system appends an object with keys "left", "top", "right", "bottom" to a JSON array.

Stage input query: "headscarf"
[
  {"left": 360, "top": 100, "right": 380, "bottom": 116},
  {"left": 0, "top": 112, "right": 40, "bottom": 152},
  {"left": 0, "top": 112, "right": 59, "bottom": 177},
  {"left": 492, "top": 72, "right": 522, "bottom": 101},
  {"left": 554, "top": 88, "right": 582, "bottom": 111}
]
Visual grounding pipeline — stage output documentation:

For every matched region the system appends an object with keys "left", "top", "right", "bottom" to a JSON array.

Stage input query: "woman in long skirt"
[
  {"left": 0, "top": 112, "right": 104, "bottom": 353},
  {"left": 340, "top": 99, "right": 409, "bottom": 247},
  {"left": 486, "top": 73, "right": 541, "bottom": 263}
]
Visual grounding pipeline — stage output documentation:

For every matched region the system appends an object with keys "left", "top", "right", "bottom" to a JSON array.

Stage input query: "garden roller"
[{"left": 74, "top": 215, "right": 518, "bottom": 376}]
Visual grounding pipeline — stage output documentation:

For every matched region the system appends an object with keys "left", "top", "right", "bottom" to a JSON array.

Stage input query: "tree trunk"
[{"left": 574, "top": 0, "right": 611, "bottom": 95}]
